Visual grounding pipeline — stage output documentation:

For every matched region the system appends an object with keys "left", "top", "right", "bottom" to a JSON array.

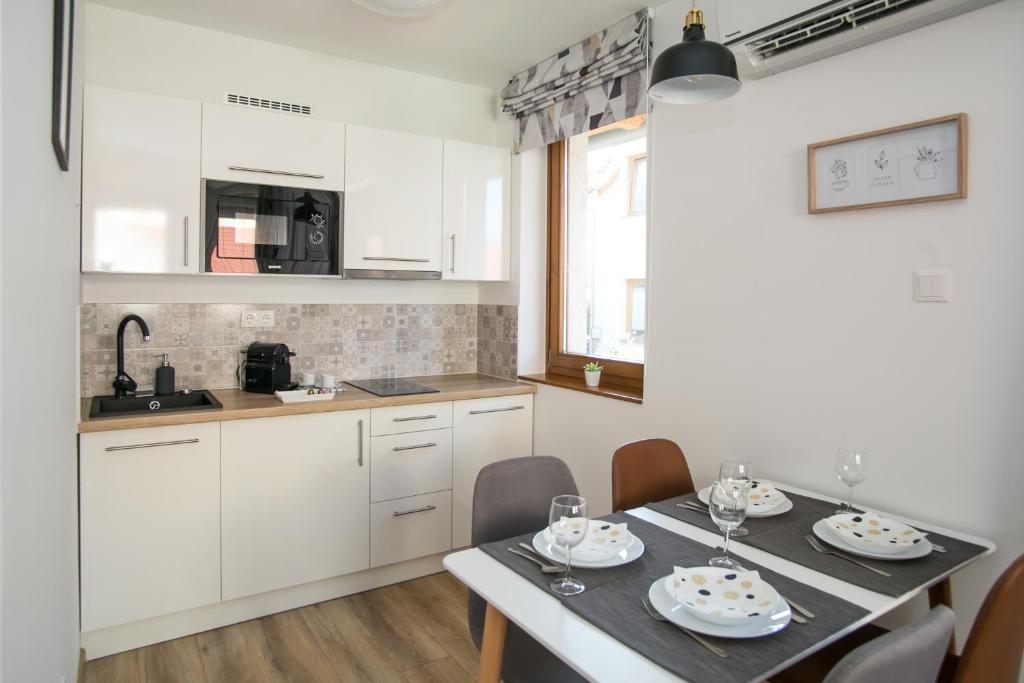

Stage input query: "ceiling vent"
[
  {"left": 717, "top": 0, "right": 1001, "bottom": 79},
  {"left": 224, "top": 92, "right": 312, "bottom": 116}
]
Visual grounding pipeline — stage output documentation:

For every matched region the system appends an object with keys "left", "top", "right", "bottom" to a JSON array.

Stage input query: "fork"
[
  {"left": 639, "top": 594, "right": 728, "bottom": 658},
  {"left": 805, "top": 535, "right": 892, "bottom": 577},
  {"left": 677, "top": 502, "right": 709, "bottom": 513},
  {"left": 506, "top": 547, "right": 562, "bottom": 573}
]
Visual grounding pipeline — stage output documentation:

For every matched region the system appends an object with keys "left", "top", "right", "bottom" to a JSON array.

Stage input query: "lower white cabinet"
[
  {"left": 370, "top": 429, "right": 452, "bottom": 503},
  {"left": 220, "top": 410, "right": 370, "bottom": 601},
  {"left": 370, "top": 491, "right": 452, "bottom": 568},
  {"left": 80, "top": 423, "right": 221, "bottom": 631},
  {"left": 452, "top": 395, "right": 535, "bottom": 548}
]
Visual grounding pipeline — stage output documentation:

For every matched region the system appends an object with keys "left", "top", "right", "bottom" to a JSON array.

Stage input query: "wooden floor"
[{"left": 84, "top": 572, "right": 479, "bottom": 683}]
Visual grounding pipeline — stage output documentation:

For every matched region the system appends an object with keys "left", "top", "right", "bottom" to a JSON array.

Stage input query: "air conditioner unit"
[{"left": 717, "top": 0, "right": 1001, "bottom": 79}]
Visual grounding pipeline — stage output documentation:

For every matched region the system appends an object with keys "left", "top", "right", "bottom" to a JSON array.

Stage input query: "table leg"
[
  {"left": 929, "top": 578, "right": 957, "bottom": 653},
  {"left": 478, "top": 602, "right": 508, "bottom": 683}
]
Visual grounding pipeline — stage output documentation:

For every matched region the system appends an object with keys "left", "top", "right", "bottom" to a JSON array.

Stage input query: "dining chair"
[
  {"left": 467, "top": 455, "right": 587, "bottom": 683},
  {"left": 611, "top": 438, "right": 695, "bottom": 512},
  {"left": 950, "top": 553, "right": 1024, "bottom": 683},
  {"left": 822, "top": 605, "right": 954, "bottom": 683}
]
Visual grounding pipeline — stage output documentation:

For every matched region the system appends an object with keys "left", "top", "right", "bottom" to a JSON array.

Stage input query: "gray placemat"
[
  {"left": 645, "top": 488, "right": 839, "bottom": 537},
  {"left": 563, "top": 531, "right": 870, "bottom": 683},
  {"left": 742, "top": 520, "right": 989, "bottom": 598},
  {"left": 478, "top": 513, "right": 684, "bottom": 599}
]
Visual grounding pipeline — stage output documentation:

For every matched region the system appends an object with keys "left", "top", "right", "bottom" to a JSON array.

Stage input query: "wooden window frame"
[
  {"left": 544, "top": 139, "right": 644, "bottom": 394},
  {"left": 625, "top": 278, "right": 647, "bottom": 335},
  {"left": 627, "top": 153, "right": 647, "bottom": 216}
]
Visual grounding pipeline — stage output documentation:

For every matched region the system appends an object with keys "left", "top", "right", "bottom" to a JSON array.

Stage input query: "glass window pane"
[{"left": 563, "top": 116, "right": 647, "bottom": 363}]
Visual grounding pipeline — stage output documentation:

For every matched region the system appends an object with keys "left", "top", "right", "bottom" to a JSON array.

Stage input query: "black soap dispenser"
[{"left": 155, "top": 354, "right": 175, "bottom": 396}]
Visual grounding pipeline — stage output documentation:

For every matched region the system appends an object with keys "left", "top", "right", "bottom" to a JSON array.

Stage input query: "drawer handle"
[
  {"left": 357, "top": 419, "right": 364, "bottom": 467},
  {"left": 393, "top": 504, "right": 437, "bottom": 517},
  {"left": 363, "top": 256, "right": 431, "bottom": 263},
  {"left": 227, "top": 165, "right": 325, "bottom": 180},
  {"left": 468, "top": 405, "right": 525, "bottom": 415},
  {"left": 392, "top": 414, "right": 437, "bottom": 422},
  {"left": 105, "top": 438, "right": 199, "bottom": 452},
  {"left": 392, "top": 442, "right": 437, "bottom": 452}
]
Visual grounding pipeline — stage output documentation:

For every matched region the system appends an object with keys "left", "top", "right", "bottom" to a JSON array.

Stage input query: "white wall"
[
  {"left": 1, "top": 0, "right": 83, "bottom": 679},
  {"left": 81, "top": 3, "right": 510, "bottom": 305},
  {"left": 528, "top": 0, "right": 1024, "bottom": 645}
]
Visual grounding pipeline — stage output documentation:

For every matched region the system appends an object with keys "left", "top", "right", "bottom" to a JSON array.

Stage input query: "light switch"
[{"left": 914, "top": 270, "right": 951, "bottom": 302}]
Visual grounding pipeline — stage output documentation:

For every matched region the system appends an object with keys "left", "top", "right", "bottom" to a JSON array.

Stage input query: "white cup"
[
  {"left": 321, "top": 374, "right": 336, "bottom": 390},
  {"left": 300, "top": 372, "right": 315, "bottom": 387}
]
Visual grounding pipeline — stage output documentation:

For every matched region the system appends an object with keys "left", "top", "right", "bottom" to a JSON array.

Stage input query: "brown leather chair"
[
  {"left": 611, "top": 438, "right": 695, "bottom": 512},
  {"left": 951, "top": 553, "right": 1024, "bottom": 683}
]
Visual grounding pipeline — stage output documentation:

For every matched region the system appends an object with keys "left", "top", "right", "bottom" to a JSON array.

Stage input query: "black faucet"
[{"left": 113, "top": 314, "right": 152, "bottom": 398}]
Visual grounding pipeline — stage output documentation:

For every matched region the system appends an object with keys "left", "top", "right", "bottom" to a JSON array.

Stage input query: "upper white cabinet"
[
  {"left": 452, "top": 395, "right": 534, "bottom": 548},
  {"left": 80, "top": 423, "right": 221, "bottom": 631},
  {"left": 442, "top": 141, "right": 511, "bottom": 281},
  {"left": 344, "top": 125, "right": 443, "bottom": 273},
  {"left": 201, "top": 104, "right": 345, "bottom": 190},
  {"left": 220, "top": 410, "right": 370, "bottom": 601},
  {"left": 82, "top": 85, "right": 201, "bottom": 274}
]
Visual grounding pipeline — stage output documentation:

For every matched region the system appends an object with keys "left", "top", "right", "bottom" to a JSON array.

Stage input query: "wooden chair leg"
[
  {"left": 478, "top": 602, "right": 509, "bottom": 683},
  {"left": 929, "top": 578, "right": 957, "bottom": 654}
]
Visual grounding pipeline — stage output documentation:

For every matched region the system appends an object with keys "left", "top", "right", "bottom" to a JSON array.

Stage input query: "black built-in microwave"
[{"left": 204, "top": 180, "right": 341, "bottom": 275}]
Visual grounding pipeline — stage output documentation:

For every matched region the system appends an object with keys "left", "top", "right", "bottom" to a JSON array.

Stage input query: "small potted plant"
[{"left": 583, "top": 362, "right": 603, "bottom": 388}]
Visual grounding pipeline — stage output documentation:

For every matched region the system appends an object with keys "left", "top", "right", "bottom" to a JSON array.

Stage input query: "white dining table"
[{"left": 443, "top": 483, "right": 995, "bottom": 683}]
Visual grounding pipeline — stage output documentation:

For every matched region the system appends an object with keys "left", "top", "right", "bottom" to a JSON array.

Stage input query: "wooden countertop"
[{"left": 78, "top": 374, "right": 536, "bottom": 433}]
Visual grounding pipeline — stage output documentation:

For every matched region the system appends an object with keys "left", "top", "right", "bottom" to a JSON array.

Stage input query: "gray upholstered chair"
[
  {"left": 823, "top": 606, "right": 954, "bottom": 683},
  {"left": 467, "top": 455, "right": 586, "bottom": 683}
]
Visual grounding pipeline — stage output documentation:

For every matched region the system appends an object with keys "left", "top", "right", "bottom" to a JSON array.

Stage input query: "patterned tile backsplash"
[{"left": 80, "top": 303, "right": 518, "bottom": 398}]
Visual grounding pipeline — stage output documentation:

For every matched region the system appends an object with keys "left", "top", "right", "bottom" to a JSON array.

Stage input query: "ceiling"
[{"left": 89, "top": 0, "right": 653, "bottom": 89}]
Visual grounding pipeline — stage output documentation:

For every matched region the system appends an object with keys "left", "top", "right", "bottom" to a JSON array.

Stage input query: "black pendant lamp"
[{"left": 649, "top": 6, "right": 741, "bottom": 104}]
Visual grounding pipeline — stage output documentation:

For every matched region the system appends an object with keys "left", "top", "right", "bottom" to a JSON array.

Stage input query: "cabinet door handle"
[
  {"left": 105, "top": 438, "right": 199, "bottom": 452},
  {"left": 183, "top": 217, "right": 189, "bottom": 267},
  {"left": 392, "top": 442, "right": 437, "bottom": 452},
  {"left": 468, "top": 405, "right": 525, "bottom": 415},
  {"left": 450, "top": 233, "right": 456, "bottom": 273},
  {"left": 393, "top": 504, "right": 437, "bottom": 517},
  {"left": 357, "top": 419, "right": 364, "bottom": 467},
  {"left": 362, "top": 256, "right": 431, "bottom": 263},
  {"left": 227, "top": 165, "right": 325, "bottom": 180},
  {"left": 392, "top": 414, "right": 437, "bottom": 422}
]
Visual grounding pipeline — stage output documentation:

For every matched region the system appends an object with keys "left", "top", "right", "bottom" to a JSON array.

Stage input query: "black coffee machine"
[{"left": 242, "top": 342, "right": 296, "bottom": 394}]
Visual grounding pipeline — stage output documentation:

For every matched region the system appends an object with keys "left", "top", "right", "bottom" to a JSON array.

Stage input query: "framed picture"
[
  {"left": 807, "top": 113, "right": 967, "bottom": 214},
  {"left": 51, "top": 0, "right": 74, "bottom": 172}
]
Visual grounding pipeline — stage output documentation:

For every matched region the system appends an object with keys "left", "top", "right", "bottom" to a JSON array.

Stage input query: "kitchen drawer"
[
  {"left": 370, "top": 401, "right": 452, "bottom": 436},
  {"left": 370, "top": 491, "right": 452, "bottom": 568},
  {"left": 371, "top": 429, "right": 452, "bottom": 503}
]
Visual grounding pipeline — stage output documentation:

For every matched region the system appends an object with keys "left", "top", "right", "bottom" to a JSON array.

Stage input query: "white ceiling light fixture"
[{"left": 349, "top": 0, "right": 451, "bottom": 18}]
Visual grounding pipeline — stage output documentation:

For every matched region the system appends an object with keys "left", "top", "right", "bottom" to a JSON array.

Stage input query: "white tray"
[{"left": 274, "top": 388, "right": 342, "bottom": 404}]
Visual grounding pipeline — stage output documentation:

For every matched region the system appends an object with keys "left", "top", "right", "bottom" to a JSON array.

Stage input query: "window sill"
[{"left": 518, "top": 373, "right": 643, "bottom": 404}]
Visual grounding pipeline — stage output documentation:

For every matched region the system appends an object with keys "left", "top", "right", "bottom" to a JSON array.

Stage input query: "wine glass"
[
  {"left": 548, "top": 494, "right": 588, "bottom": 595},
  {"left": 719, "top": 459, "right": 753, "bottom": 537},
  {"left": 834, "top": 448, "right": 867, "bottom": 514},
  {"left": 708, "top": 481, "right": 747, "bottom": 569}
]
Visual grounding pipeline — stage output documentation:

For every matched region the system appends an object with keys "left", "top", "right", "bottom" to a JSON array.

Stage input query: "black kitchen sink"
[{"left": 89, "top": 390, "right": 223, "bottom": 418}]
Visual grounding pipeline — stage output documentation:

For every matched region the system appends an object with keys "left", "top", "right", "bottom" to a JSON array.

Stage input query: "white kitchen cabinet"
[
  {"left": 80, "top": 423, "right": 221, "bottom": 631},
  {"left": 344, "top": 125, "right": 443, "bottom": 273},
  {"left": 370, "top": 429, "right": 452, "bottom": 503},
  {"left": 201, "top": 104, "right": 345, "bottom": 190},
  {"left": 221, "top": 410, "right": 369, "bottom": 600},
  {"left": 81, "top": 85, "right": 201, "bottom": 274},
  {"left": 370, "top": 400, "right": 453, "bottom": 436},
  {"left": 370, "top": 491, "right": 452, "bottom": 567},
  {"left": 452, "top": 395, "right": 534, "bottom": 547},
  {"left": 442, "top": 141, "right": 511, "bottom": 281}
]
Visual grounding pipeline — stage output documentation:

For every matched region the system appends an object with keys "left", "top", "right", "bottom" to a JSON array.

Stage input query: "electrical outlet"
[{"left": 241, "top": 310, "right": 275, "bottom": 328}]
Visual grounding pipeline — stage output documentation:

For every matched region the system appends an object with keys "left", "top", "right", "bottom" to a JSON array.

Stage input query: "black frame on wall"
[{"left": 52, "top": 0, "right": 74, "bottom": 172}]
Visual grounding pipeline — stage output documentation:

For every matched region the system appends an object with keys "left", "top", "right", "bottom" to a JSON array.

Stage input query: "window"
[{"left": 543, "top": 115, "right": 647, "bottom": 397}]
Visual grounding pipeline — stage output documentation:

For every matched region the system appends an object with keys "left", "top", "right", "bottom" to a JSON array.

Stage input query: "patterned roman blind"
[{"left": 501, "top": 10, "right": 651, "bottom": 153}]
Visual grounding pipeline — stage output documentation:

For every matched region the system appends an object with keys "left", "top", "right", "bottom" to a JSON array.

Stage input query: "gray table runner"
[
  {"left": 481, "top": 513, "right": 870, "bottom": 683},
  {"left": 645, "top": 488, "right": 837, "bottom": 538},
  {"left": 645, "top": 490, "right": 988, "bottom": 598}
]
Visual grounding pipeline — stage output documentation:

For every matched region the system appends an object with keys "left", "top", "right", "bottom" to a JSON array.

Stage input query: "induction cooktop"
[{"left": 345, "top": 378, "right": 440, "bottom": 397}]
